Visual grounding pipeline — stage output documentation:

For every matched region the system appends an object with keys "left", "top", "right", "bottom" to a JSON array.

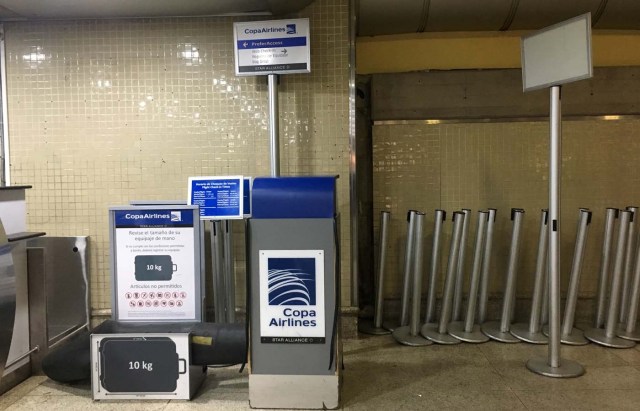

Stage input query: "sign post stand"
[
  {"left": 521, "top": 13, "right": 593, "bottom": 378},
  {"left": 234, "top": 18, "right": 310, "bottom": 177}
]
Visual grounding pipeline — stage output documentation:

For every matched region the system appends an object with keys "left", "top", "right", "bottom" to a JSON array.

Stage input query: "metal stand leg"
[
  {"left": 421, "top": 211, "right": 465, "bottom": 345},
  {"left": 449, "top": 211, "right": 489, "bottom": 343},
  {"left": 620, "top": 206, "right": 638, "bottom": 325},
  {"left": 211, "top": 220, "right": 227, "bottom": 323},
  {"left": 559, "top": 209, "right": 591, "bottom": 345},
  {"left": 394, "top": 212, "right": 432, "bottom": 346},
  {"left": 384, "top": 210, "right": 417, "bottom": 331},
  {"left": 595, "top": 208, "right": 619, "bottom": 328},
  {"left": 618, "top": 225, "right": 640, "bottom": 341},
  {"left": 477, "top": 208, "right": 496, "bottom": 324},
  {"left": 483, "top": 208, "right": 524, "bottom": 343},
  {"left": 360, "top": 211, "right": 392, "bottom": 335},
  {"left": 512, "top": 209, "right": 549, "bottom": 344},
  {"left": 424, "top": 209, "right": 446, "bottom": 324},
  {"left": 223, "top": 220, "right": 236, "bottom": 323},
  {"left": 527, "top": 85, "right": 585, "bottom": 378},
  {"left": 453, "top": 209, "right": 471, "bottom": 322},
  {"left": 585, "top": 210, "right": 636, "bottom": 348}
]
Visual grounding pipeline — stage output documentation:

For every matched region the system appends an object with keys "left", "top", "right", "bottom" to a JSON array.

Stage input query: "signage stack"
[{"left": 91, "top": 205, "right": 206, "bottom": 400}]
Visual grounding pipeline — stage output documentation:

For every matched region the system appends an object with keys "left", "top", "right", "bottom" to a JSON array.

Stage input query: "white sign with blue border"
[
  {"left": 233, "top": 18, "right": 310, "bottom": 76},
  {"left": 259, "top": 249, "right": 325, "bottom": 344},
  {"left": 188, "top": 176, "right": 244, "bottom": 220}
]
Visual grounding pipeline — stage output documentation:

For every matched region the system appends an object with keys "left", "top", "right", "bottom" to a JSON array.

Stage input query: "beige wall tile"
[
  {"left": 6, "top": 0, "right": 352, "bottom": 313},
  {"left": 373, "top": 119, "right": 640, "bottom": 301}
]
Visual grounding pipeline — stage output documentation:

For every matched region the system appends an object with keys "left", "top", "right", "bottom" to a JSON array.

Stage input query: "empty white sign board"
[{"left": 521, "top": 13, "right": 593, "bottom": 92}]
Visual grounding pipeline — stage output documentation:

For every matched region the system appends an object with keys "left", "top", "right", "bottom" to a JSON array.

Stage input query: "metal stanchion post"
[
  {"left": 421, "top": 211, "right": 465, "bottom": 345},
  {"left": 618, "top": 230, "right": 640, "bottom": 341},
  {"left": 477, "top": 208, "right": 497, "bottom": 324},
  {"left": 558, "top": 209, "right": 591, "bottom": 345},
  {"left": 453, "top": 209, "right": 472, "bottom": 321},
  {"left": 394, "top": 212, "right": 432, "bottom": 346},
  {"left": 585, "top": 210, "right": 636, "bottom": 348},
  {"left": 511, "top": 209, "right": 549, "bottom": 344},
  {"left": 594, "top": 208, "right": 619, "bottom": 328},
  {"left": 424, "top": 209, "right": 446, "bottom": 324},
  {"left": 541, "top": 265, "right": 549, "bottom": 327},
  {"left": 620, "top": 206, "right": 638, "bottom": 324},
  {"left": 527, "top": 85, "right": 585, "bottom": 377},
  {"left": 384, "top": 210, "right": 417, "bottom": 331},
  {"left": 482, "top": 208, "right": 525, "bottom": 343},
  {"left": 449, "top": 211, "right": 490, "bottom": 343},
  {"left": 360, "top": 211, "right": 392, "bottom": 335}
]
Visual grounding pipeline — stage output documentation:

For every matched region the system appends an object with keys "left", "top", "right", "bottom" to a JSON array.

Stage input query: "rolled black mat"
[{"left": 42, "top": 320, "right": 247, "bottom": 383}]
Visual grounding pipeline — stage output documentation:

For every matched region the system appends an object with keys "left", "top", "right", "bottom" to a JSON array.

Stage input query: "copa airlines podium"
[{"left": 247, "top": 176, "right": 341, "bottom": 409}]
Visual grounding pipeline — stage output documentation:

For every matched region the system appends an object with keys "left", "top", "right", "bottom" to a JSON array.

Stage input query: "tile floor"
[{"left": 2, "top": 334, "right": 640, "bottom": 410}]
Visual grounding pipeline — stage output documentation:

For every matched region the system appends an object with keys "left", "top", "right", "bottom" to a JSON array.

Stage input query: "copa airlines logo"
[{"left": 267, "top": 257, "right": 316, "bottom": 306}]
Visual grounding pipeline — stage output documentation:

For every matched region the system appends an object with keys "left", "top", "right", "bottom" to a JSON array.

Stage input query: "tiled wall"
[
  {"left": 373, "top": 119, "right": 640, "bottom": 303},
  {"left": 5, "top": 0, "right": 352, "bottom": 313}
]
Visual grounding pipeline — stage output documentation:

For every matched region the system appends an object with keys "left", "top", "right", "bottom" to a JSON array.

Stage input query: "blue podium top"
[{"left": 252, "top": 176, "right": 337, "bottom": 219}]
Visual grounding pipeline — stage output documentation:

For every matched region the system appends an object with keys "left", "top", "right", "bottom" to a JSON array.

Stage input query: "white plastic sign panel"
[
  {"left": 259, "top": 250, "right": 325, "bottom": 344},
  {"left": 234, "top": 18, "right": 310, "bottom": 76},
  {"left": 188, "top": 176, "right": 244, "bottom": 220},
  {"left": 110, "top": 207, "right": 201, "bottom": 322},
  {"left": 522, "top": 13, "right": 593, "bottom": 92}
]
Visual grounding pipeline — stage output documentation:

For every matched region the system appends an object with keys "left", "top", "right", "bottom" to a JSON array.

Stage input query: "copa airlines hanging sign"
[
  {"left": 259, "top": 249, "right": 325, "bottom": 343},
  {"left": 233, "top": 18, "right": 311, "bottom": 76}
]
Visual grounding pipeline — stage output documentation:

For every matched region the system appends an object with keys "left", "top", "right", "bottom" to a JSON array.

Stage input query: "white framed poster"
[
  {"left": 259, "top": 249, "right": 325, "bottom": 343},
  {"left": 109, "top": 206, "right": 202, "bottom": 322}
]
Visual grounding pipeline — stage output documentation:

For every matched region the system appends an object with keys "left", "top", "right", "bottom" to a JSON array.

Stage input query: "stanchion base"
[
  {"left": 447, "top": 322, "right": 489, "bottom": 343},
  {"left": 584, "top": 327, "right": 637, "bottom": 348},
  {"left": 526, "top": 356, "right": 585, "bottom": 378},
  {"left": 358, "top": 320, "right": 392, "bottom": 336},
  {"left": 510, "top": 323, "right": 548, "bottom": 344},
  {"left": 560, "top": 328, "right": 589, "bottom": 345},
  {"left": 482, "top": 321, "right": 520, "bottom": 343},
  {"left": 382, "top": 321, "right": 399, "bottom": 332},
  {"left": 420, "top": 323, "right": 461, "bottom": 345},
  {"left": 392, "top": 326, "right": 432, "bottom": 346},
  {"left": 616, "top": 328, "right": 640, "bottom": 342}
]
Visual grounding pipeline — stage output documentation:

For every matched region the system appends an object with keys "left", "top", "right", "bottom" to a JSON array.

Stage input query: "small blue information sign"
[{"left": 188, "top": 176, "right": 244, "bottom": 220}]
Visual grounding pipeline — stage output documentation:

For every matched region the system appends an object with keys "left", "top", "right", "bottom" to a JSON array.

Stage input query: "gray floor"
[{"left": 2, "top": 335, "right": 640, "bottom": 410}]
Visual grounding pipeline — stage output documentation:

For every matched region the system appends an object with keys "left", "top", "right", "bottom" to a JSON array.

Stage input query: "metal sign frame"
[{"left": 109, "top": 205, "right": 203, "bottom": 322}]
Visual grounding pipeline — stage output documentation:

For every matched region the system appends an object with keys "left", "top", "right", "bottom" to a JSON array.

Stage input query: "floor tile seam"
[
  {"left": 608, "top": 348, "right": 640, "bottom": 365},
  {"left": 508, "top": 386, "right": 531, "bottom": 410},
  {"left": 0, "top": 379, "right": 49, "bottom": 410}
]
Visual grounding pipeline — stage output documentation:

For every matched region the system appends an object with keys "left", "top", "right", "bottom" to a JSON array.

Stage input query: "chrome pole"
[
  {"left": 360, "top": 211, "right": 392, "bottom": 335},
  {"left": 393, "top": 212, "right": 431, "bottom": 346},
  {"left": 449, "top": 211, "right": 489, "bottom": 343},
  {"left": 595, "top": 208, "right": 619, "bottom": 328},
  {"left": 477, "top": 208, "right": 497, "bottom": 324},
  {"left": 424, "top": 209, "right": 446, "bottom": 323},
  {"left": 399, "top": 211, "right": 418, "bottom": 328},
  {"left": 527, "top": 85, "right": 585, "bottom": 377},
  {"left": 620, "top": 206, "right": 638, "bottom": 324},
  {"left": 618, "top": 229, "right": 640, "bottom": 341},
  {"left": 453, "top": 209, "right": 472, "bottom": 321},
  {"left": 585, "top": 210, "right": 635, "bottom": 348},
  {"left": 268, "top": 74, "right": 280, "bottom": 177},
  {"left": 559, "top": 209, "right": 591, "bottom": 345},
  {"left": 512, "top": 209, "right": 549, "bottom": 344},
  {"left": 482, "top": 208, "right": 524, "bottom": 343},
  {"left": 421, "top": 211, "right": 465, "bottom": 345}
]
